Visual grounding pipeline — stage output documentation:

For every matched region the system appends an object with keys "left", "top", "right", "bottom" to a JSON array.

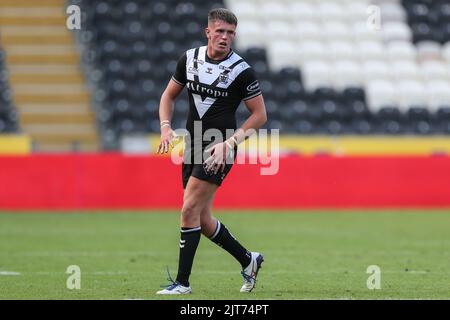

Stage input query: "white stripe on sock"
[
  {"left": 209, "top": 221, "right": 221, "bottom": 240},
  {"left": 180, "top": 226, "right": 201, "bottom": 233}
]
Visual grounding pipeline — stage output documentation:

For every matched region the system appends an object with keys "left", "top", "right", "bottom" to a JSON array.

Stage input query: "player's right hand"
[{"left": 157, "top": 126, "right": 175, "bottom": 154}]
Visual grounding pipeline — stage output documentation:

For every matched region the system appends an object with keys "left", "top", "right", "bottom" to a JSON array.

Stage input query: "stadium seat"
[
  {"left": 294, "top": 21, "right": 323, "bottom": 42},
  {"left": 236, "top": 21, "right": 265, "bottom": 48},
  {"left": 329, "top": 41, "right": 358, "bottom": 61},
  {"left": 297, "top": 41, "right": 328, "bottom": 64},
  {"left": 260, "top": 2, "right": 287, "bottom": 21},
  {"left": 417, "top": 41, "right": 443, "bottom": 61},
  {"left": 267, "top": 41, "right": 298, "bottom": 70},
  {"left": 387, "top": 41, "right": 418, "bottom": 62},
  {"left": 442, "top": 42, "right": 450, "bottom": 64},
  {"left": 322, "top": 22, "right": 352, "bottom": 42},
  {"left": 286, "top": 2, "right": 317, "bottom": 22},
  {"left": 391, "top": 60, "right": 421, "bottom": 81},
  {"left": 378, "top": 2, "right": 407, "bottom": 23},
  {"left": 347, "top": 2, "right": 371, "bottom": 24},
  {"left": 357, "top": 41, "right": 386, "bottom": 61},
  {"left": 382, "top": 22, "right": 413, "bottom": 42},
  {"left": 426, "top": 80, "right": 450, "bottom": 111},
  {"left": 362, "top": 61, "right": 392, "bottom": 83},
  {"left": 303, "top": 61, "right": 332, "bottom": 91},
  {"left": 352, "top": 22, "right": 382, "bottom": 42},
  {"left": 421, "top": 61, "right": 449, "bottom": 81},
  {"left": 333, "top": 61, "right": 363, "bottom": 89},
  {"left": 266, "top": 21, "right": 292, "bottom": 41},
  {"left": 398, "top": 80, "right": 428, "bottom": 111},
  {"left": 367, "top": 80, "right": 398, "bottom": 112},
  {"left": 319, "top": 2, "right": 347, "bottom": 22}
]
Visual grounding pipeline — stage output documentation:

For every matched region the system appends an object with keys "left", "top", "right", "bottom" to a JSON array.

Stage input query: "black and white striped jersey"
[{"left": 172, "top": 46, "right": 262, "bottom": 142}]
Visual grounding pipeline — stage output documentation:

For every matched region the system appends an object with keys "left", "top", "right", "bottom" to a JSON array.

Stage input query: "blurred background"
[{"left": 0, "top": 0, "right": 450, "bottom": 208}]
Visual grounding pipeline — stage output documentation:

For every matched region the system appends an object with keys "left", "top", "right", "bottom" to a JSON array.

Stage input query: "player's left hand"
[{"left": 203, "top": 141, "right": 233, "bottom": 174}]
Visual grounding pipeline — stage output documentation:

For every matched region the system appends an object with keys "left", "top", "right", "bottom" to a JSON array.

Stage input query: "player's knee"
[
  {"left": 200, "top": 215, "right": 212, "bottom": 230},
  {"left": 181, "top": 201, "right": 200, "bottom": 225},
  {"left": 200, "top": 213, "right": 218, "bottom": 236}
]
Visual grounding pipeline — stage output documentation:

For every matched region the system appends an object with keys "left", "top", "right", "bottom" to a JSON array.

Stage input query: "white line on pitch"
[{"left": 0, "top": 271, "right": 21, "bottom": 276}]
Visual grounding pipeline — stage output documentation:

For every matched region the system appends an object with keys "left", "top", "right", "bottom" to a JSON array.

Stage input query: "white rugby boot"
[
  {"left": 156, "top": 282, "right": 192, "bottom": 295},
  {"left": 240, "top": 252, "right": 264, "bottom": 292}
]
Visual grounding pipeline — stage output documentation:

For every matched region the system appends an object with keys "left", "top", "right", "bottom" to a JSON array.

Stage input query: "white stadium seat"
[
  {"left": 362, "top": 60, "right": 392, "bottom": 82},
  {"left": 329, "top": 41, "right": 358, "bottom": 61},
  {"left": 352, "top": 22, "right": 382, "bottom": 42},
  {"left": 421, "top": 61, "right": 449, "bottom": 82},
  {"left": 226, "top": 2, "right": 257, "bottom": 20},
  {"left": 417, "top": 41, "right": 443, "bottom": 62},
  {"left": 442, "top": 42, "right": 450, "bottom": 64},
  {"left": 303, "top": 60, "right": 332, "bottom": 91},
  {"left": 387, "top": 41, "right": 417, "bottom": 62},
  {"left": 382, "top": 22, "right": 413, "bottom": 42},
  {"left": 322, "top": 21, "right": 352, "bottom": 42},
  {"left": 260, "top": 2, "right": 288, "bottom": 21},
  {"left": 295, "top": 21, "right": 323, "bottom": 42},
  {"left": 397, "top": 80, "right": 427, "bottom": 111},
  {"left": 426, "top": 80, "right": 450, "bottom": 111},
  {"left": 357, "top": 41, "right": 386, "bottom": 61},
  {"left": 333, "top": 60, "right": 363, "bottom": 89},
  {"left": 267, "top": 40, "right": 298, "bottom": 70},
  {"left": 286, "top": 2, "right": 318, "bottom": 22},
  {"left": 377, "top": 2, "right": 407, "bottom": 23},
  {"left": 266, "top": 21, "right": 292, "bottom": 40},
  {"left": 367, "top": 80, "right": 398, "bottom": 112},
  {"left": 318, "top": 2, "right": 347, "bottom": 22},
  {"left": 347, "top": 2, "right": 372, "bottom": 24},
  {"left": 297, "top": 41, "right": 328, "bottom": 64},
  {"left": 235, "top": 21, "right": 266, "bottom": 48},
  {"left": 391, "top": 61, "right": 421, "bottom": 81}
]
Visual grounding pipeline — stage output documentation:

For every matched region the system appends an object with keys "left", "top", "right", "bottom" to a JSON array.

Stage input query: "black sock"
[
  {"left": 176, "top": 226, "right": 201, "bottom": 287},
  {"left": 209, "top": 221, "right": 252, "bottom": 268}
]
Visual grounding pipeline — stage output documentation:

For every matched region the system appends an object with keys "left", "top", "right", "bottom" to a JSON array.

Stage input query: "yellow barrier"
[
  {"left": 148, "top": 134, "right": 450, "bottom": 156},
  {"left": 0, "top": 134, "right": 31, "bottom": 154},
  {"left": 278, "top": 135, "right": 450, "bottom": 155}
]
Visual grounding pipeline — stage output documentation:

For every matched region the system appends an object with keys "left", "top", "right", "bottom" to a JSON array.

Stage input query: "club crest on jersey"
[
  {"left": 193, "top": 58, "right": 204, "bottom": 65},
  {"left": 188, "top": 66, "right": 199, "bottom": 76},
  {"left": 219, "top": 72, "right": 229, "bottom": 84}
]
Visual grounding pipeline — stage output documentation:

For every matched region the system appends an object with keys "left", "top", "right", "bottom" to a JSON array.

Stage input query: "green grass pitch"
[{"left": 0, "top": 211, "right": 449, "bottom": 300}]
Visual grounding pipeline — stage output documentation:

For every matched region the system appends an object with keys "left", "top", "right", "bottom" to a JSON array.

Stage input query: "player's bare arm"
[
  {"left": 157, "top": 79, "right": 184, "bottom": 154},
  {"left": 236, "top": 94, "right": 268, "bottom": 142},
  {"left": 204, "top": 95, "right": 267, "bottom": 173}
]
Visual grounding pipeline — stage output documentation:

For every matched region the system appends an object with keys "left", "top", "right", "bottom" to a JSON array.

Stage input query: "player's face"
[{"left": 206, "top": 20, "right": 236, "bottom": 55}]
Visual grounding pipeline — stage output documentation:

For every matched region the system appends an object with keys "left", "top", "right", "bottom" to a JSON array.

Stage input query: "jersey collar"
[{"left": 205, "top": 48, "right": 234, "bottom": 64}]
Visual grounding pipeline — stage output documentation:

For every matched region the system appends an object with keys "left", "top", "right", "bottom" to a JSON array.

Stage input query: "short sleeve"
[
  {"left": 172, "top": 53, "right": 187, "bottom": 86},
  {"left": 236, "top": 67, "right": 262, "bottom": 101}
]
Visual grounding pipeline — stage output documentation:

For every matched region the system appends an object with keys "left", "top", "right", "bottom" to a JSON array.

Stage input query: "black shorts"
[{"left": 182, "top": 144, "right": 237, "bottom": 189}]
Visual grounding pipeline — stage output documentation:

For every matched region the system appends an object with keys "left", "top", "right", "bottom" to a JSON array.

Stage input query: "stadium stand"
[
  {"left": 68, "top": 0, "right": 450, "bottom": 151},
  {"left": 226, "top": 0, "right": 450, "bottom": 135},
  {"left": 0, "top": 0, "right": 99, "bottom": 152},
  {"left": 69, "top": 0, "right": 226, "bottom": 149}
]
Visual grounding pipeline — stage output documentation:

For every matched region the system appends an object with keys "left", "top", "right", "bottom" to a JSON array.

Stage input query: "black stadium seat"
[{"left": 0, "top": 47, "right": 19, "bottom": 133}]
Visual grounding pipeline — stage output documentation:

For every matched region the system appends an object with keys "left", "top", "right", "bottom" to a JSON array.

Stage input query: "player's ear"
[{"left": 205, "top": 27, "right": 210, "bottom": 39}]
